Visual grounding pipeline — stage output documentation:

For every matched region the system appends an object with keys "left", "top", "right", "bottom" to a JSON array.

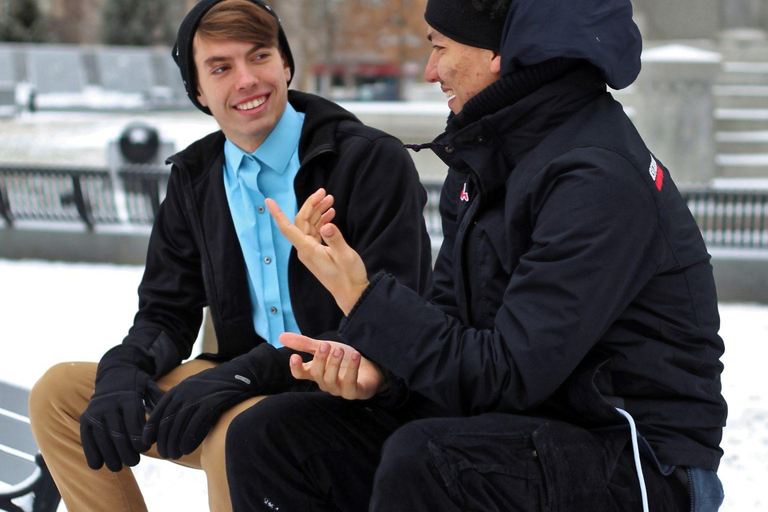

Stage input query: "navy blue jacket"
[{"left": 340, "top": 65, "right": 726, "bottom": 471}]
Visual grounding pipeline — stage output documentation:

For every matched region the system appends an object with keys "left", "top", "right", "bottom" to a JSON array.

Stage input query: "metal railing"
[
  {"left": 0, "top": 164, "right": 169, "bottom": 230},
  {"left": 2, "top": 168, "right": 768, "bottom": 250},
  {"left": 421, "top": 182, "right": 768, "bottom": 251},
  {"left": 683, "top": 187, "right": 768, "bottom": 249}
]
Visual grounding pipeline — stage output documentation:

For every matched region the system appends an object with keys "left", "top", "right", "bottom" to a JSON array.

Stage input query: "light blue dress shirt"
[{"left": 222, "top": 104, "right": 305, "bottom": 348}]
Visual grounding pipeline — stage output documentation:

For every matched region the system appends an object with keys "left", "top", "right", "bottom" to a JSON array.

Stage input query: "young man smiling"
[
  {"left": 28, "top": 1, "right": 436, "bottom": 511},
  {"left": 229, "top": 0, "right": 727, "bottom": 511}
]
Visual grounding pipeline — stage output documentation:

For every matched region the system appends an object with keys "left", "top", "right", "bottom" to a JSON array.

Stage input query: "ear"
[
  {"left": 282, "top": 53, "right": 292, "bottom": 83},
  {"left": 490, "top": 52, "right": 501, "bottom": 75},
  {"left": 196, "top": 87, "right": 208, "bottom": 108}
]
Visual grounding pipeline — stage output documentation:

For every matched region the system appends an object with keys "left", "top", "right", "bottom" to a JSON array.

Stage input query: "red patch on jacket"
[{"left": 649, "top": 156, "right": 664, "bottom": 191}]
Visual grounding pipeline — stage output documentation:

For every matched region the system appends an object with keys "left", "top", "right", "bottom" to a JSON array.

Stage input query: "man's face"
[
  {"left": 424, "top": 27, "right": 501, "bottom": 114},
  {"left": 194, "top": 36, "right": 291, "bottom": 153}
]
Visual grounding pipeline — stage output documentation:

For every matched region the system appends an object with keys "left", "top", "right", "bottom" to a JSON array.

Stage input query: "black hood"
[{"left": 500, "top": 0, "right": 642, "bottom": 89}]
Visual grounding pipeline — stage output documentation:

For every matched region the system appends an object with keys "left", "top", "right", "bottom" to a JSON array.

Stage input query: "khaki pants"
[{"left": 28, "top": 360, "right": 266, "bottom": 512}]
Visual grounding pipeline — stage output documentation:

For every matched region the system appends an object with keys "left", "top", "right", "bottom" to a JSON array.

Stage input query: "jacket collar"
[{"left": 432, "top": 65, "right": 606, "bottom": 197}]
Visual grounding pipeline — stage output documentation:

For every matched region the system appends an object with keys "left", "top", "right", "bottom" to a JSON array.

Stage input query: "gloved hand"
[
  {"left": 142, "top": 343, "right": 297, "bottom": 459},
  {"left": 80, "top": 345, "right": 164, "bottom": 472}
]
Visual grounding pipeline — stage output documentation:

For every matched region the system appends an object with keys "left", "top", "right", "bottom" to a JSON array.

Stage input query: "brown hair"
[{"left": 191, "top": 0, "right": 281, "bottom": 89}]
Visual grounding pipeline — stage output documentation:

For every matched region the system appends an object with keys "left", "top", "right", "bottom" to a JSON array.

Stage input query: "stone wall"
[{"left": 633, "top": 0, "right": 767, "bottom": 40}]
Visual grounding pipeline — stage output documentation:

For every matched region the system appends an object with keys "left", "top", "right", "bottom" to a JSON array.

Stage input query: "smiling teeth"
[
  {"left": 236, "top": 97, "right": 267, "bottom": 110},
  {"left": 445, "top": 90, "right": 455, "bottom": 99}
]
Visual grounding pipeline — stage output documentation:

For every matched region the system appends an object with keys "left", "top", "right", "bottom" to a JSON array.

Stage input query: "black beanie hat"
[
  {"left": 424, "top": 0, "right": 506, "bottom": 52},
  {"left": 173, "top": 0, "right": 295, "bottom": 115}
]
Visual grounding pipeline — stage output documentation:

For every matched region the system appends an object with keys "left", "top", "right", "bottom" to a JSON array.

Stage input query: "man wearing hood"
[
  {"left": 27, "top": 0, "right": 436, "bottom": 511},
  {"left": 231, "top": 0, "right": 728, "bottom": 511}
]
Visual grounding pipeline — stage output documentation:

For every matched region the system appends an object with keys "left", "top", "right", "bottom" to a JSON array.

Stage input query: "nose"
[
  {"left": 424, "top": 51, "right": 439, "bottom": 83},
  {"left": 235, "top": 66, "right": 259, "bottom": 90}
]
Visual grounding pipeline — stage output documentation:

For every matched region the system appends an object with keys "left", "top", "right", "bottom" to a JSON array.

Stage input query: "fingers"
[
  {"left": 307, "top": 196, "right": 334, "bottom": 234},
  {"left": 105, "top": 414, "right": 140, "bottom": 467},
  {"left": 319, "top": 208, "right": 336, "bottom": 229},
  {"left": 163, "top": 405, "right": 195, "bottom": 459},
  {"left": 322, "top": 347, "right": 344, "bottom": 394},
  {"left": 341, "top": 352, "right": 361, "bottom": 399},
  {"left": 309, "top": 342, "right": 332, "bottom": 388},
  {"left": 124, "top": 394, "right": 151, "bottom": 454},
  {"left": 88, "top": 417, "right": 123, "bottom": 472},
  {"left": 80, "top": 422, "right": 105, "bottom": 470},
  {"left": 279, "top": 332, "right": 321, "bottom": 354},
  {"left": 266, "top": 198, "right": 318, "bottom": 252},
  {"left": 142, "top": 395, "right": 169, "bottom": 447},
  {"left": 295, "top": 189, "right": 332, "bottom": 239},
  {"left": 289, "top": 354, "right": 312, "bottom": 380}
]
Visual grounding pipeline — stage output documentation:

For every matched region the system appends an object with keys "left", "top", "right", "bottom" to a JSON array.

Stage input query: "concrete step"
[
  {"left": 718, "top": 40, "right": 768, "bottom": 63},
  {"left": 716, "top": 131, "right": 768, "bottom": 153},
  {"left": 716, "top": 153, "right": 768, "bottom": 177},
  {"left": 714, "top": 85, "right": 768, "bottom": 109},
  {"left": 715, "top": 108, "right": 768, "bottom": 131},
  {"left": 718, "top": 62, "right": 768, "bottom": 85}
]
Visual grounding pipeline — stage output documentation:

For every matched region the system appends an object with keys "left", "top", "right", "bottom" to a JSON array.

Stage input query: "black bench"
[{"left": 0, "top": 381, "right": 60, "bottom": 512}]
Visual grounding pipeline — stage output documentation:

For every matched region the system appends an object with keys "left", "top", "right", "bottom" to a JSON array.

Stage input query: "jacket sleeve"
[
  {"left": 307, "top": 134, "right": 433, "bottom": 342},
  {"left": 119, "top": 169, "right": 207, "bottom": 377},
  {"left": 310, "top": 134, "right": 433, "bottom": 407},
  {"left": 339, "top": 149, "right": 663, "bottom": 416},
  {"left": 346, "top": 134, "right": 433, "bottom": 295}
]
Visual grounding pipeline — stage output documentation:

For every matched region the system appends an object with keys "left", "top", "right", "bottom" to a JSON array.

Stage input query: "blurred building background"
[{"left": 1, "top": 0, "right": 768, "bottom": 302}]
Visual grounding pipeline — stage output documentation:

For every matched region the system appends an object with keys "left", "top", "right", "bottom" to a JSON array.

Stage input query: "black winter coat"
[
  {"left": 120, "top": 91, "right": 433, "bottom": 379},
  {"left": 340, "top": 66, "right": 727, "bottom": 471}
]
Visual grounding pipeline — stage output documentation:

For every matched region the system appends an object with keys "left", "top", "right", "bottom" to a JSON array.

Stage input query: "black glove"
[
  {"left": 142, "top": 343, "right": 299, "bottom": 459},
  {"left": 80, "top": 345, "right": 164, "bottom": 472}
]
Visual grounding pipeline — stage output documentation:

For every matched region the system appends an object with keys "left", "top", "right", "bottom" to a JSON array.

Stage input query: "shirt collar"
[
  {"left": 224, "top": 102, "right": 304, "bottom": 177},
  {"left": 254, "top": 102, "right": 303, "bottom": 174}
]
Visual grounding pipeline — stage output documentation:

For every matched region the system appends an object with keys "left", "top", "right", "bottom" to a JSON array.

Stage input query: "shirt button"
[
  {"left": 257, "top": 205, "right": 265, "bottom": 213},
  {"left": 264, "top": 256, "right": 272, "bottom": 264},
  {"left": 270, "top": 306, "right": 278, "bottom": 314}
]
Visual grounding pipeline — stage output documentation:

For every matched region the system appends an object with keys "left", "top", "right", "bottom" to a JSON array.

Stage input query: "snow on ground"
[{"left": 0, "top": 258, "right": 766, "bottom": 511}]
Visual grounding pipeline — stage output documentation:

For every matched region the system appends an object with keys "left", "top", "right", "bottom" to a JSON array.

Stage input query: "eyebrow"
[{"left": 202, "top": 44, "right": 264, "bottom": 68}]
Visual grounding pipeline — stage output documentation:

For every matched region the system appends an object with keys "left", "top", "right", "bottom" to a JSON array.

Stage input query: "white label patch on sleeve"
[{"left": 649, "top": 156, "right": 658, "bottom": 182}]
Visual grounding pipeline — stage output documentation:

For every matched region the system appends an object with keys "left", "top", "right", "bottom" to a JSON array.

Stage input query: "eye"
[
  {"left": 212, "top": 65, "right": 229, "bottom": 75},
  {"left": 251, "top": 53, "right": 270, "bottom": 62}
]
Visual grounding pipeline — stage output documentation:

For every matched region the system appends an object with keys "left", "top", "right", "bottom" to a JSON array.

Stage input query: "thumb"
[
  {"left": 144, "top": 380, "right": 165, "bottom": 414},
  {"left": 320, "top": 223, "right": 350, "bottom": 250}
]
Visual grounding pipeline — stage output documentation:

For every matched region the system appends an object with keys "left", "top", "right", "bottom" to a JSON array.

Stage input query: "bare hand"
[
  {"left": 294, "top": 188, "right": 336, "bottom": 244},
  {"left": 267, "top": 191, "right": 369, "bottom": 314},
  {"left": 280, "top": 333, "right": 387, "bottom": 400}
]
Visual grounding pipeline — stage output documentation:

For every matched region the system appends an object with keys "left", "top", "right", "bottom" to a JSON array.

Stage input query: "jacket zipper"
[{"left": 685, "top": 466, "right": 694, "bottom": 512}]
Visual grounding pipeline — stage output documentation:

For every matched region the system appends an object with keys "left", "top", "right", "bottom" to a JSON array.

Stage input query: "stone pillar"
[
  {"left": 632, "top": 45, "right": 722, "bottom": 184},
  {"left": 718, "top": 0, "right": 768, "bottom": 60}
]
